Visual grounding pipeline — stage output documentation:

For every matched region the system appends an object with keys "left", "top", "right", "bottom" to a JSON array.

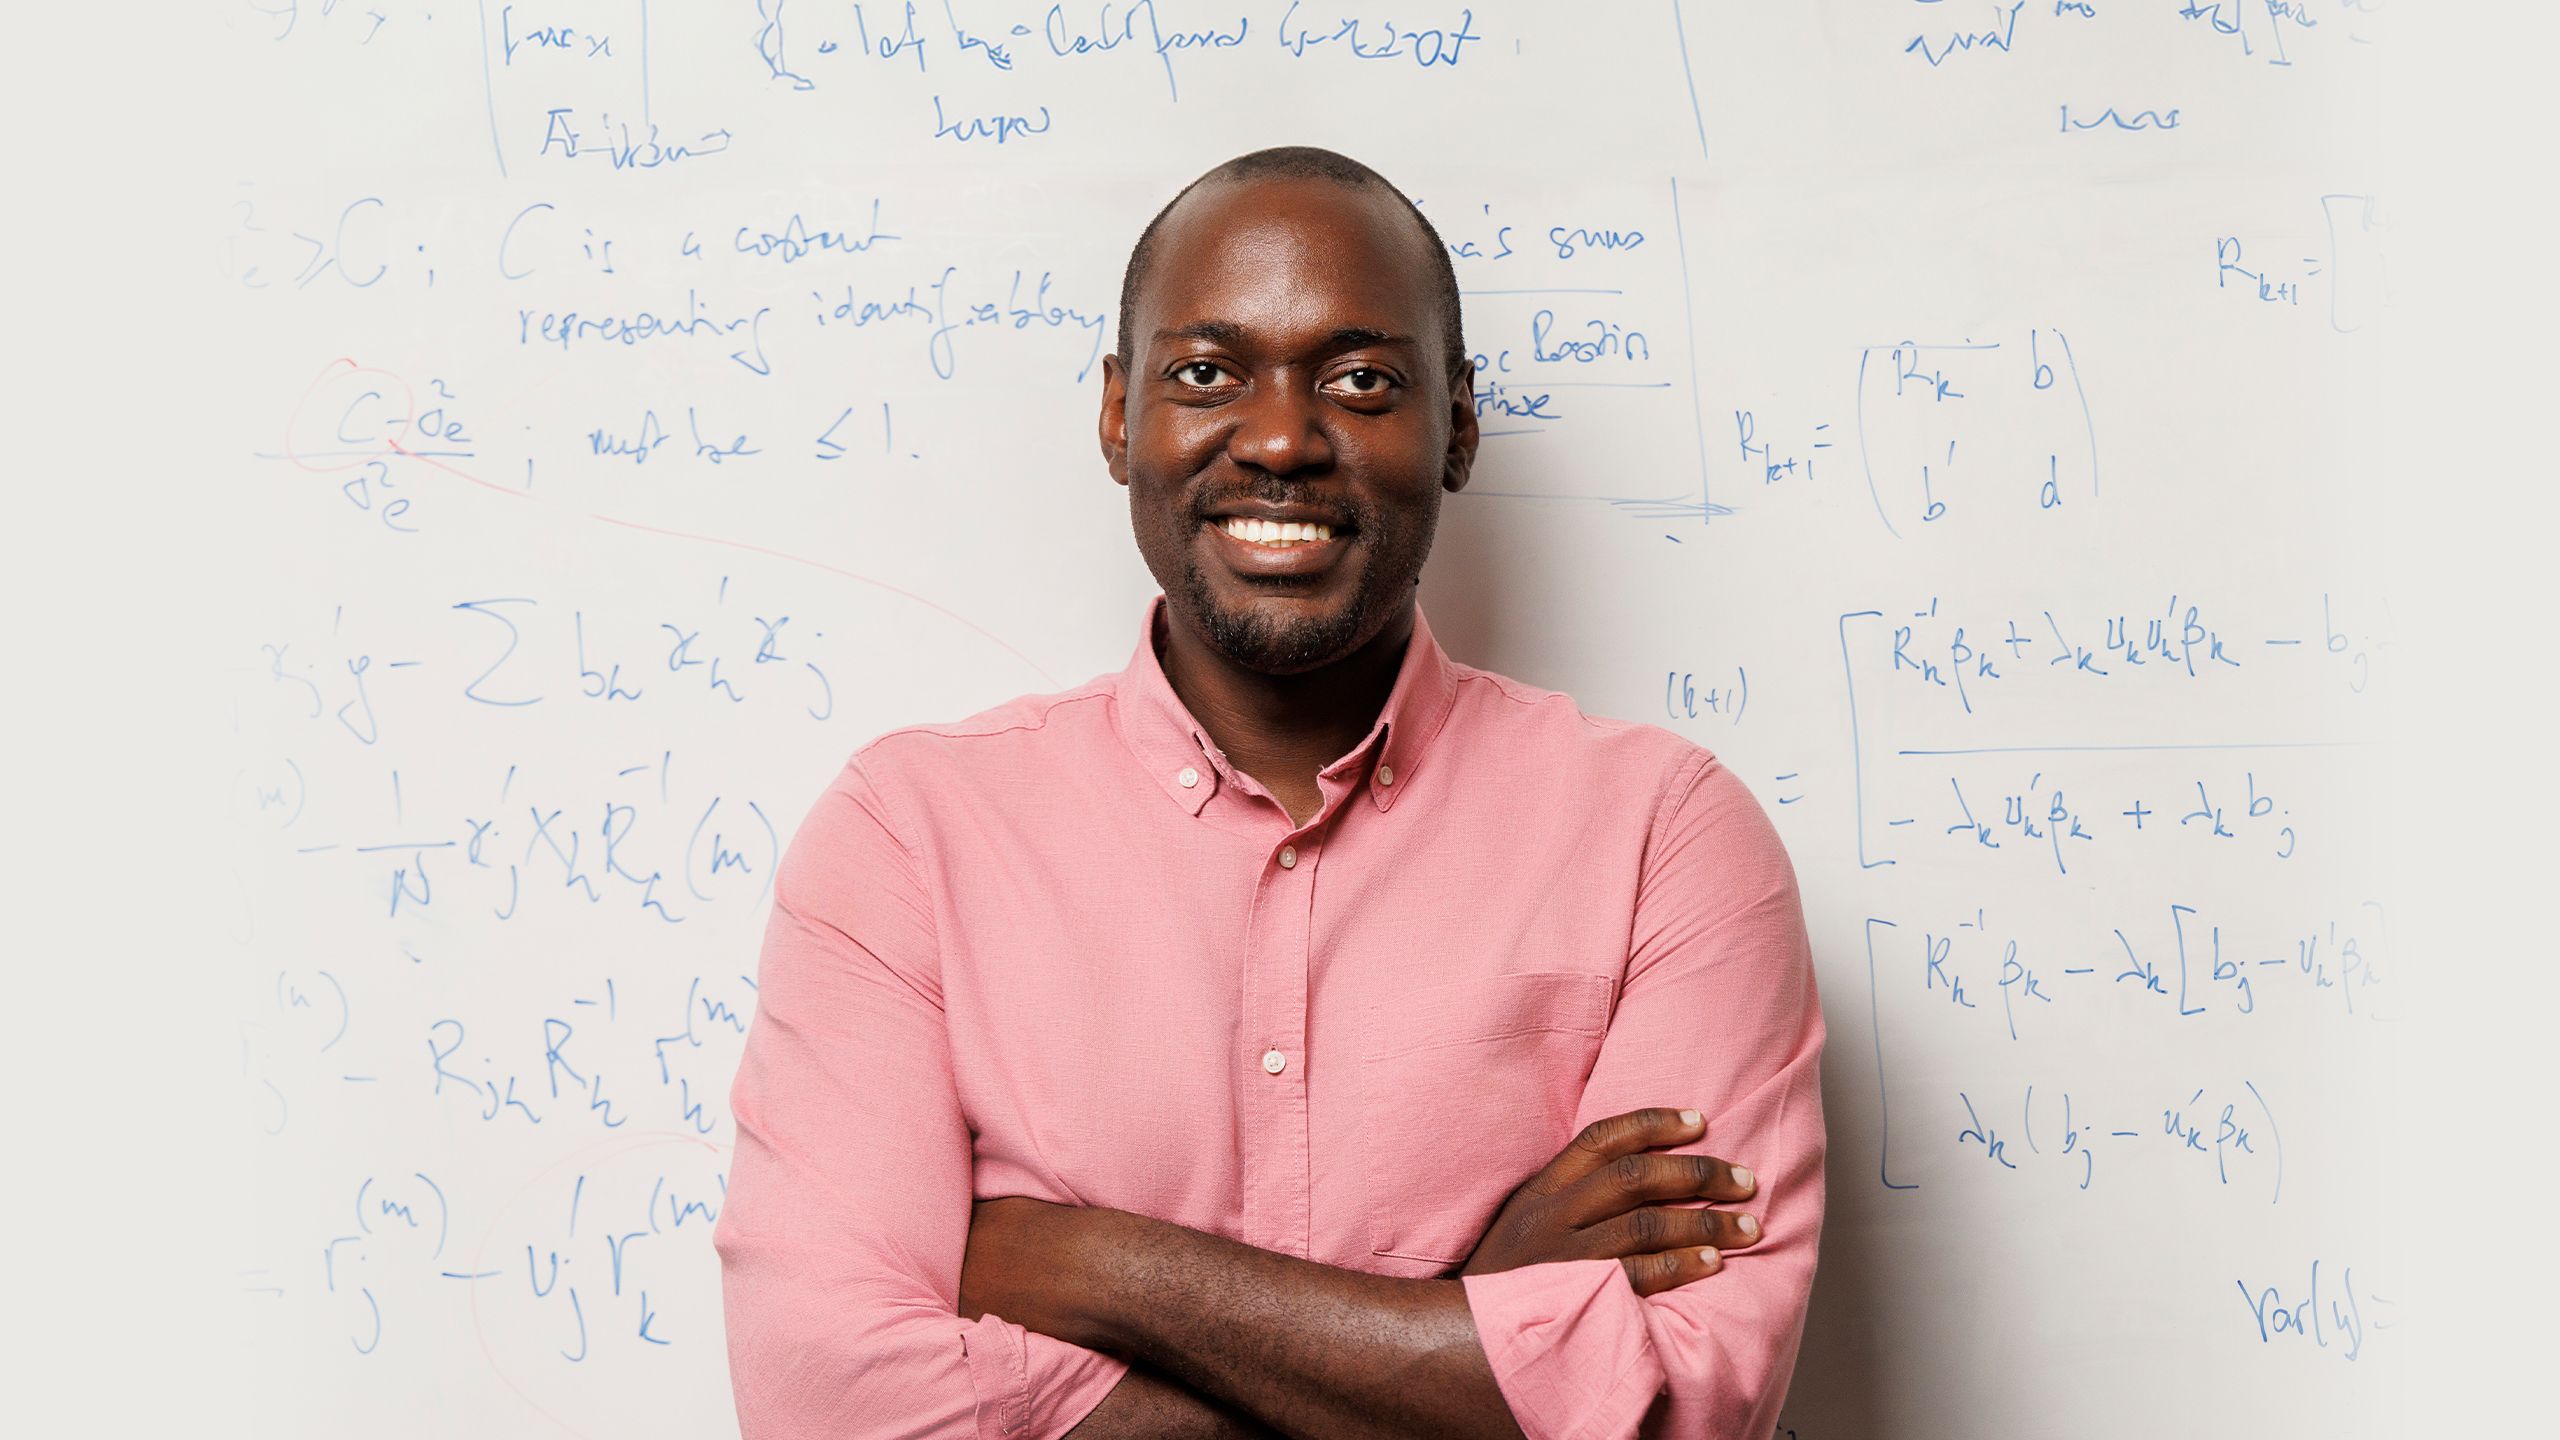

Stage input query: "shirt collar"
[{"left": 1111, "top": 591, "right": 1461, "bottom": 817}]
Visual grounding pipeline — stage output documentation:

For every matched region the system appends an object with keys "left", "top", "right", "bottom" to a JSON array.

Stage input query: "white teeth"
[{"left": 1222, "top": 517, "right": 1333, "bottom": 545}]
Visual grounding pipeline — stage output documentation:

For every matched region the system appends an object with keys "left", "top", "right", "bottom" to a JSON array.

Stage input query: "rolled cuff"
[
  {"left": 960, "top": 1313, "right": 1133, "bottom": 1440},
  {"left": 1461, "top": 1258, "right": 1667, "bottom": 1440}
]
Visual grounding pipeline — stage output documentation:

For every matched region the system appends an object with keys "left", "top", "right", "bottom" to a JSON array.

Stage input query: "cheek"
[
  {"left": 1341, "top": 399, "right": 1443, "bottom": 456},
  {"left": 1131, "top": 403, "right": 1220, "bottom": 451},
  {"left": 1336, "top": 422, "right": 1446, "bottom": 487}
]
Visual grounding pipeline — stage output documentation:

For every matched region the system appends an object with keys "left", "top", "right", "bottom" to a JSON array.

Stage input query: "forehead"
[{"left": 1136, "top": 176, "right": 1438, "bottom": 352}]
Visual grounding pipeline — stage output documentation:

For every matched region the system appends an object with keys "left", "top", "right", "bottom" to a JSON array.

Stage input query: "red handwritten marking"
[
  {"left": 283, "top": 358, "right": 419, "bottom": 476},
  {"left": 283, "top": 356, "right": 1061, "bottom": 687}
]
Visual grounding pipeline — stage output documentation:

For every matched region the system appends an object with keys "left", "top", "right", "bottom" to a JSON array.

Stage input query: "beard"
[
  {"left": 1182, "top": 559, "right": 1378, "bottom": 674},
  {"left": 1173, "top": 498, "right": 1433, "bottom": 676}
]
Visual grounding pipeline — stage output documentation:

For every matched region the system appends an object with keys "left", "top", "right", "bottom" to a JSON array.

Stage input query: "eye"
[
  {"left": 1171, "top": 360, "right": 1233, "bottom": 389},
  {"left": 1327, "top": 367, "right": 1397, "bottom": 398}
]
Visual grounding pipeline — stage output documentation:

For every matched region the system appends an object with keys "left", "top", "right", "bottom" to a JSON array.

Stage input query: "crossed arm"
[
  {"left": 715, "top": 752, "right": 1822, "bottom": 1440},
  {"left": 960, "top": 1197, "right": 1520, "bottom": 1440}
]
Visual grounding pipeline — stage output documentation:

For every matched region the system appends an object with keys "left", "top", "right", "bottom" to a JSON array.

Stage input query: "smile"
[
  {"left": 1218, "top": 516, "right": 1338, "bottom": 545},
  {"left": 1201, "top": 516, "right": 1353, "bottom": 577}
]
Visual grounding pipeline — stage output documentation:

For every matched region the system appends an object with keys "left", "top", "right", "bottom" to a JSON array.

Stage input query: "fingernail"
[
  {"left": 1732, "top": 1165, "right": 1754, "bottom": 1192},
  {"left": 1697, "top": 1248, "right": 1721, "bottom": 1271},
  {"left": 1680, "top": 1109, "right": 1702, "bottom": 1127},
  {"left": 1738, "top": 1214, "right": 1760, "bottom": 1239}
]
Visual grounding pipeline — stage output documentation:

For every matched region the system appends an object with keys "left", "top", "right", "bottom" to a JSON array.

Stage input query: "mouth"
[{"left": 1200, "top": 515, "right": 1355, "bottom": 579}]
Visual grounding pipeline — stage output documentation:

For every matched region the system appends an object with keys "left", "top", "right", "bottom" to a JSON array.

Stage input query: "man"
[{"left": 714, "top": 147, "right": 1826, "bottom": 1440}]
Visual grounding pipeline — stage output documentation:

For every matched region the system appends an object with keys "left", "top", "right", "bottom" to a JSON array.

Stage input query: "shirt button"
[
  {"left": 1277, "top": 845, "right": 1296, "bottom": 868},
  {"left": 1377, "top": 763, "right": 1395, "bottom": 787},
  {"left": 1261, "top": 1048, "right": 1287, "bottom": 1075},
  {"left": 1177, "top": 766, "right": 1200, "bottom": 788}
]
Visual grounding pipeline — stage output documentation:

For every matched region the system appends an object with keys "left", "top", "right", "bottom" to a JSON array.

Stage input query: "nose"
[{"left": 1225, "top": 377, "right": 1335, "bottom": 476}]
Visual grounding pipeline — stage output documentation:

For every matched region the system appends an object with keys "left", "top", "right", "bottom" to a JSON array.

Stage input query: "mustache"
[{"left": 1195, "top": 490, "right": 1369, "bottom": 531}]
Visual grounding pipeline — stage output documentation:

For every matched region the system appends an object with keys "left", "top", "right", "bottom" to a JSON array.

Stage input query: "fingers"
[
  {"left": 1528, "top": 1107, "right": 1710, "bottom": 1197},
  {"left": 1587, "top": 1197, "right": 1764, "bottom": 1264},
  {"left": 1608, "top": 1197, "right": 1768, "bottom": 1298},
  {"left": 1553, "top": 1146, "right": 1759, "bottom": 1230},
  {"left": 1620, "top": 1242, "right": 1728, "bottom": 1299}
]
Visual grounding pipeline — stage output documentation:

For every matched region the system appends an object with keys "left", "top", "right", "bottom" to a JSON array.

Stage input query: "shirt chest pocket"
[{"left": 1352, "top": 970, "right": 1616, "bottom": 1268}]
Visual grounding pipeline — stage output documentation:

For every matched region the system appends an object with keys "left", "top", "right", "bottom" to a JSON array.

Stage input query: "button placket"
[{"left": 1242, "top": 824, "right": 1317, "bottom": 1255}]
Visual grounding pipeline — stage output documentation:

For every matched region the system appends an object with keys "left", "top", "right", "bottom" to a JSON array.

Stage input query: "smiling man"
[{"left": 714, "top": 148, "right": 1827, "bottom": 1440}]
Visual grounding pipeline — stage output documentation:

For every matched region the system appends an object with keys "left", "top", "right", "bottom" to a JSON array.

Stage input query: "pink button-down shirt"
[{"left": 715, "top": 592, "right": 1826, "bottom": 1440}]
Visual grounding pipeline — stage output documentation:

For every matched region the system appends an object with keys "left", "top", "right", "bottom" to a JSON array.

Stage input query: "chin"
[{"left": 1195, "top": 582, "right": 1380, "bottom": 674}]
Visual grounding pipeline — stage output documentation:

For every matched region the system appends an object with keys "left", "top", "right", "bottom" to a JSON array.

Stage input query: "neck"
[{"left": 1156, "top": 601, "right": 1413, "bottom": 782}]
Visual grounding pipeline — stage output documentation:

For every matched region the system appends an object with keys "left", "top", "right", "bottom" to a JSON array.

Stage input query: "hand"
[{"left": 1453, "top": 1107, "right": 1761, "bottom": 1297}]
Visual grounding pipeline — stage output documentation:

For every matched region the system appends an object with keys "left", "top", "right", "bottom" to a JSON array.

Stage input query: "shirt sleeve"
[
  {"left": 1459, "top": 750, "right": 1828, "bottom": 1440},
  {"left": 713, "top": 755, "right": 1133, "bottom": 1440}
]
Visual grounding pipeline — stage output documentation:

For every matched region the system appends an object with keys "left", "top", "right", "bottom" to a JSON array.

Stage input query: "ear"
[
  {"left": 1442, "top": 356, "right": 1479, "bottom": 495},
  {"left": 1099, "top": 353, "right": 1130, "bottom": 486}
]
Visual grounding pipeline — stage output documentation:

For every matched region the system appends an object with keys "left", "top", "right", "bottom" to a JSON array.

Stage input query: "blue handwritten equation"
[
  {"left": 2215, "top": 193, "right": 2390, "bottom": 335},
  {"left": 281, "top": 1134, "right": 738, "bottom": 1399},
  {"left": 246, "top": 582, "right": 844, "bottom": 737},
  {"left": 758, "top": 1, "right": 1481, "bottom": 109},
  {"left": 233, "top": 199, "right": 1110, "bottom": 399},
  {"left": 1895, "top": 0, "right": 2378, "bottom": 78},
  {"left": 1949, "top": 1077, "right": 2283, "bottom": 1202},
  {"left": 1854, "top": 330, "right": 2096, "bottom": 537},
  {"left": 1884, "top": 899, "right": 2386, "bottom": 1038},
  {"left": 239, "top": 742, "right": 781, "bottom": 929},
  {"left": 1837, "top": 594, "right": 2382, "bottom": 871},
  {"left": 2237, "top": 1257, "right": 2387, "bottom": 1363}
]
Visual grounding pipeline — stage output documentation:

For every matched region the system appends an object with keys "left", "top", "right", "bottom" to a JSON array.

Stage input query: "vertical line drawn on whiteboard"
[
  {"left": 2246, "top": 1079, "right": 2282, "bottom": 1204},
  {"left": 1838, "top": 610, "right": 1893, "bottom": 870},
  {"left": 1864, "top": 918, "right": 1918, "bottom": 1191},
  {"left": 1668, "top": 0, "right": 1709, "bottom": 164},
  {"left": 1668, "top": 176, "right": 1715, "bottom": 525},
  {"left": 477, "top": 0, "right": 509, "bottom": 178},
  {"left": 1854, "top": 348, "right": 1893, "bottom": 538},
  {"left": 2046, "top": 327, "right": 2097, "bottom": 498}
]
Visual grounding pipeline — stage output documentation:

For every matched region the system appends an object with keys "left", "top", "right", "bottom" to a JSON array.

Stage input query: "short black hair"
[{"left": 1115, "top": 146, "right": 1467, "bottom": 382}]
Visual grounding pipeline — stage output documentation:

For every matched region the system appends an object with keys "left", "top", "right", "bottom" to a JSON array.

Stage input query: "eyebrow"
[{"left": 1152, "top": 322, "right": 1417, "bottom": 354}]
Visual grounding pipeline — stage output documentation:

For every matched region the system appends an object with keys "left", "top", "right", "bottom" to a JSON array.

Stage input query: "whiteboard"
[{"left": 37, "top": 1, "right": 2547, "bottom": 1436}]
